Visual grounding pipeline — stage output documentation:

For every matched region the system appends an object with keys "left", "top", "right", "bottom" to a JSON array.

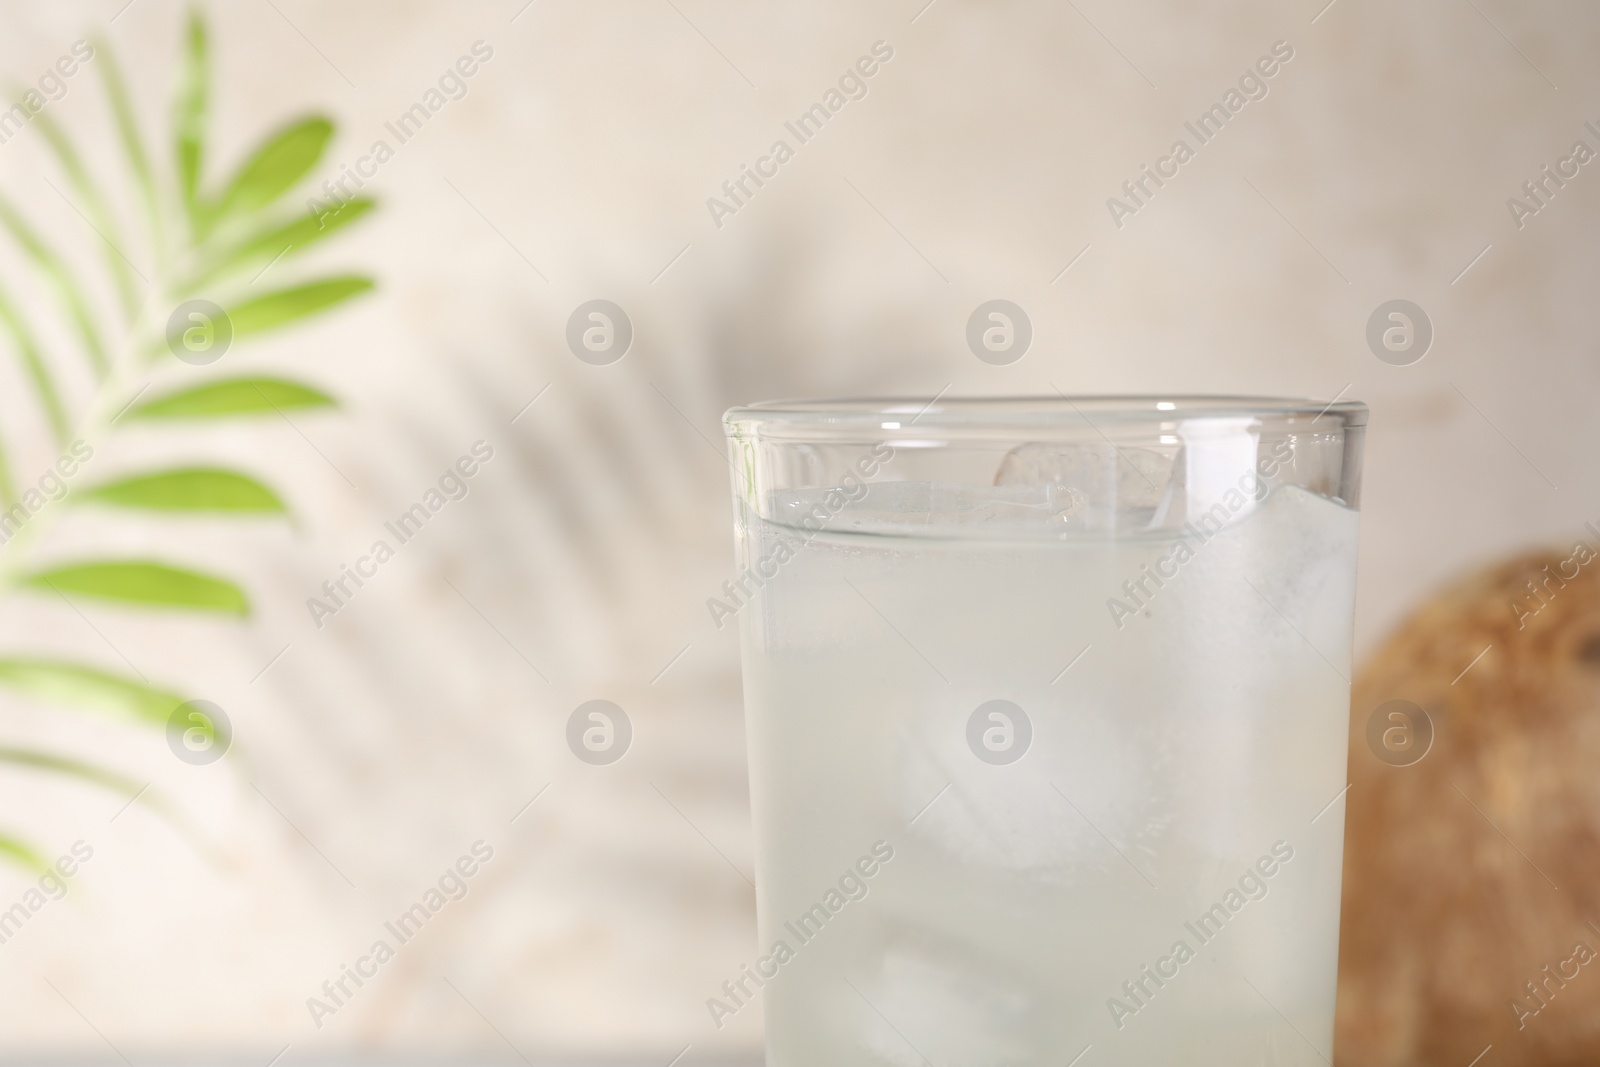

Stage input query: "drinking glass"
[{"left": 721, "top": 396, "right": 1365, "bottom": 1066}]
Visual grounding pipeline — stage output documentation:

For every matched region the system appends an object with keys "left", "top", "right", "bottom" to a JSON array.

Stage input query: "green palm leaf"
[
  {"left": 0, "top": 747, "right": 216, "bottom": 856},
  {"left": 210, "top": 116, "right": 333, "bottom": 225},
  {"left": 0, "top": 832, "right": 46, "bottom": 873},
  {"left": 184, "top": 197, "right": 375, "bottom": 290},
  {"left": 93, "top": 34, "right": 163, "bottom": 246},
  {"left": 228, "top": 275, "right": 373, "bottom": 337},
  {"left": 22, "top": 561, "right": 250, "bottom": 615},
  {"left": 30, "top": 109, "right": 142, "bottom": 316},
  {"left": 0, "top": 658, "right": 185, "bottom": 726},
  {"left": 76, "top": 468, "right": 285, "bottom": 513},
  {"left": 175, "top": 11, "right": 209, "bottom": 232},
  {"left": 0, "top": 281, "right": 70, "bottom": 446},
  {"left": 0, "top": 14, "right": 378, "bottom": 871},
  {"left": 123, "top": 377, "right": 336, "bottom": 420},
  {"left": 0, "top": 191, "right": 109, "bottom": 376},
  {"left": 0, "top": 746, "right": 153, "bottom": 800}
]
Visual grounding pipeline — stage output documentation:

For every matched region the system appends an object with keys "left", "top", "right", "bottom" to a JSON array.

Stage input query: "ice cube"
[{"left": 993, "top": 442, "right": 1183, "bottom": 531}]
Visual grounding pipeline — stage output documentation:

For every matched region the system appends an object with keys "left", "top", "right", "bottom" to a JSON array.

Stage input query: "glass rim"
[{"left": 724, "top": 394, "right": 1367, "bottom": 440}]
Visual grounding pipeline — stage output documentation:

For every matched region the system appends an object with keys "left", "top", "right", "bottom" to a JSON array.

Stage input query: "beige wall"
[{"left": 0, "top": 0, "right": 1595, "bottom": 1057}]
